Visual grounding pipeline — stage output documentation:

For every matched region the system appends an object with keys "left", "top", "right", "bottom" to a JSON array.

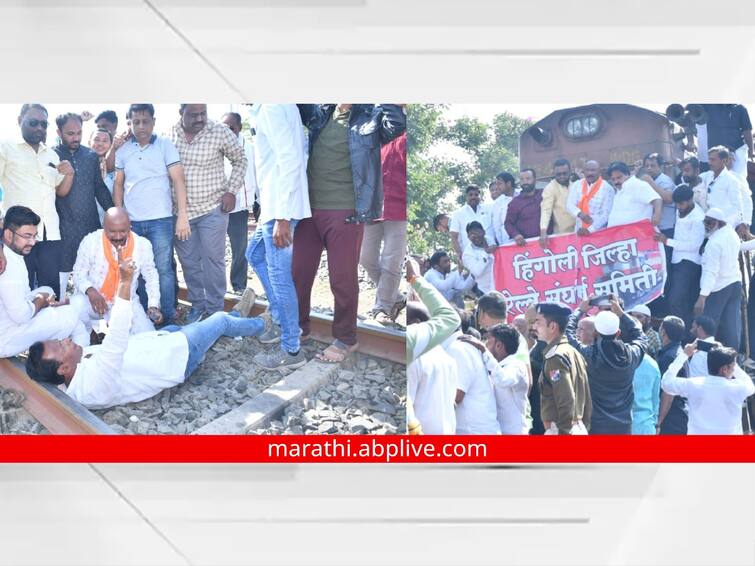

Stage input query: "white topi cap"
[
  {"left": 594, "top": 311, "right": 620, "bottom": 336},
  {"left": 628, "top": 304, "right": 651, "bottom": 317},
  {"left": 705, "top": 207, "right": 726, "bottom": 222}
]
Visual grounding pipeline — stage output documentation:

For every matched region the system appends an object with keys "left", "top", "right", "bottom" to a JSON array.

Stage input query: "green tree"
[{"left": 407, "top": 105, "right": 532, "bottom": 257}]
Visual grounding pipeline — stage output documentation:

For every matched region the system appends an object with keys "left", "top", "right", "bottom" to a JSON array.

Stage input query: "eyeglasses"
[
  {"left": 24, "top": 119, "right": 48, "bottom": 129},
  {"left": 11, "top": 230, "right": 38, "bottom": 242}
]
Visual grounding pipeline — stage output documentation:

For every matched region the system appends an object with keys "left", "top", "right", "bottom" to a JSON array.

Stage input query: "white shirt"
[
  {"left": 732, "top": 169, "right": 753, "bottom": 227},
  {"left": 494, "top": 355, "right": 530, "bottom": 435},
  {"left": 689, "top": 336, "right": 716, "bottom": 378},
  {"left": 462, "top": 242, "right": 494, "bottom": 294},
  {"left": 489, "top": 194, "right": 513, "bottom": 245},
  {"left": 566, "top": 178, "right": 614, "bottom": 233},
  {"left": 444, "top": 332, "right": 501, "bottom": 434},
  {"left": 225, "top": 135, "right": 258, "bottom": 213},
  {"left": 0, "top": 246, "right": 37, "bottom": 330},
  {"left": 661, "top": 351, "right": 755, "bottom": 434},
  {"left": 66, "top": 298, "right": 189, "bottom": 409},
  {"left": 424, "top": 267, "right": 474, "bottom": 302},
  {"left": 449, "top": 203, "right": 493, "bottom": 252},
  {"left": 666, "top": 205, "right": 706, "bottom": 265},
  {"left": 72, "top": 231, "right": 160, "bottom": 309},
  {"left": 607, "top": 176, "right": 661, "bottom": 228},
  {"left": 248, "top": 104, "right": 311, "bottom": 224},
  {"left": 702, "top": 169, "right": 746, "bottom": 228},
  {"left": 700, "top": 224, "right": 741, "bottom": 296},
  {"left": 407, "top": 345, "right": 458, "bottom": 435}
]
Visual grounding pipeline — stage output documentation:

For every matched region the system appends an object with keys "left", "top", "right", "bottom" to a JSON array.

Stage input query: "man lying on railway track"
[
  {"left": 25, "top": 246, "right": 265, "bottom": 409},
  {"left": 0, "top": 206, "right": 89, "bottom": 358}
]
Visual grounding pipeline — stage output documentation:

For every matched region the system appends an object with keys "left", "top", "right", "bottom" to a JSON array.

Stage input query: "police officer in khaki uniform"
[{"left": 533, "top": 303, "right": 592, "bottom": 435}]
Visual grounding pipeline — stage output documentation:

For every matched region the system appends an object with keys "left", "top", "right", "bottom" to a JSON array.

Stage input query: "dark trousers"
[
  {"left": 24, "top": 239, "right": 62, "bottom": 298},
  {"left": 292, "top": 209, "right": 364, "bottom": 347},
  {"left": 704, "top": 281, "right": 743, "bottom": 350},
  {"left": 668, "top": 260, "right": 702, "bottom": 329},
  {"left": 649, "top": 227, "right": 676, "bottom": 318},
  {"left": 227, "top": 209, "right": 250, "bottom": 292}
]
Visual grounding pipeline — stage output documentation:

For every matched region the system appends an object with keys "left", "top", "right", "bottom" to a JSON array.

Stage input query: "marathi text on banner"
[{"left": 492, "top": 220, "right": 666, "bottom": 320}]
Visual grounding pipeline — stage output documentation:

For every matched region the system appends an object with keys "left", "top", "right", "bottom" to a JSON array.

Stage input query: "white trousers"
[
  {"left": 732, "top": 144, "right": 749, "bottom": 180},
  {"left": 0, "top": 304, "right": 89, "bottom": 358},
  {"left": 69, "top": 293, "right": 155, "bottom": 335}
]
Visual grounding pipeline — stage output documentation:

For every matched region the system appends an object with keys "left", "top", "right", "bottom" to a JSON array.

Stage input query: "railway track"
[
  {"left": 177, "top": 286, "right": 406, "bottom": 365},
  {"left": 0, "top": 291, "right": 407, "bottom": 435}
]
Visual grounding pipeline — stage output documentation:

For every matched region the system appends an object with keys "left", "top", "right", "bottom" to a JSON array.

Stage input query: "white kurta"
[
  {"left": 66, "top": 297, "right": 189, "bottom": 409},
  {"left": 0, "top": 247, "right": 88, "bottom": 357},
  {"left": 71, "top": 230, "right": 159, "bottom": 334},
  {"left": 407, "top": 345, "right": 458, "bottom": 435}
]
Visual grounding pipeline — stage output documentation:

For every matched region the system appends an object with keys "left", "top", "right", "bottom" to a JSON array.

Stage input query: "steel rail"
[
  {"left": 177, "top": 287, "right": 406, "bottom": 365},
  {"left": 0, "top": 358, "right": 113, "bottom": 435}
]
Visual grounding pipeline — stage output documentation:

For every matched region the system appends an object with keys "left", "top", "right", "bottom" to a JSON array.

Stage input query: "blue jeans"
[
  {"left": 163, "top": 312, "right": 264, "bottom": 377},
  {"left": 131, "top": 217, "right": 176, "bottom": 322},
  {"left": 246, "top": 219, "right": 301, "bottom": 353}
]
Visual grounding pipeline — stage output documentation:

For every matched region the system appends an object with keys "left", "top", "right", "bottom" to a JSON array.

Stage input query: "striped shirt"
[{"left": 170, "top": 120, "right": 247, "bottom": 220}]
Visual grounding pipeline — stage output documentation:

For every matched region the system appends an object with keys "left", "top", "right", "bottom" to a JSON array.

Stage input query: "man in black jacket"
[
  {"left": 293, "top": 104, "right": 406, "bottom": 363},
  {"left": 566, "top": 294, "right": 647, "bottom": 434}
]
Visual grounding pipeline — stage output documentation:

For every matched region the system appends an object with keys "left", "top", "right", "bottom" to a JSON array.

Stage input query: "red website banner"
[
  {"left": 493, "top": 221, "right": 666, "bottom": 320},
  {"left": 1, "top": 436, "right": 755, "bottom": 463}
]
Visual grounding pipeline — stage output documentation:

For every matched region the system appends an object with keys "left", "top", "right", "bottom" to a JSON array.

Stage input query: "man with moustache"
[
  {"left": 680, "top": 157, "right": 706, "bottom": 210},
  {"left": 654, "top": 185, "right": 706, "bottom": 328},
  {"left": 449, "top": 184, "right": 493, "bottom": 268},
  {"left": 566, "top": 159, "right": 614, "bottom": 236},
  {"left": 505, "top": 168, "right": 543, "bottom": 246},
  {"left": 489, "top": 172, "right": 516, "bottom": 245},
  {"left": 0, "top": 206, "right": 89, "bottom": 357},
  {"left": 539, "top": 159, "right": 576, "bottom": 248},
  {"left": 113, "top": 104, "right": 191, "bottom": 325},
  {"left": 701, "top": 146, "right": 747, "bottom": 237},
  {"left": 0, "top": 104, "right": 75, "bottom": 298},
  {"left": 71, "top": 207, "right": 162, "bottom": 335},
  {"left": 54, "top": 113, "right": 115, "bottom": 297},
  {"left": 171, "top": 104, "right": 247, "bottom": 322},
  {"left": 606, "top": 161, "right": 662, "bottom": 228},
  {"left": 640, "top": 153, "right": 677, "bottom": 240},
  {"left": 424, "top": 250, "right": 474, "bottom": 308}
]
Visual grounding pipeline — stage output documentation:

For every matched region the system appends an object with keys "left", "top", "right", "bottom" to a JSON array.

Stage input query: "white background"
[{"left": 1, "top": 0, "right": 755, "bottom": 564}]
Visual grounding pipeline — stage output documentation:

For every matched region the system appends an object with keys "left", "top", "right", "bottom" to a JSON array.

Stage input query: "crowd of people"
[
  {"left": 0, "top": 103, "right": 406, "bottom": 411},
  {"left": 409, "top": 104, "right": 755, "bottom": 435}
]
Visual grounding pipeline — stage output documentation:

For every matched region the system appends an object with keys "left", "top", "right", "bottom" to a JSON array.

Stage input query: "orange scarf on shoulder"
[
  {"left": 100, "top": 231, "right": 135, "bottom": 302},
  {"left": 578, "top": 178, "right": 603, "bottom": 215}
]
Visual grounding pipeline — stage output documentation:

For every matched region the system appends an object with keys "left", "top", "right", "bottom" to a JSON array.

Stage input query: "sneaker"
[
  {"left": 258, "top": 323, "right": 282, "bottom": 344},
  {"left": 253, "top": 349, "right": 307, "bottom": 371},
  {"left": 185, "top": 308, "right": 205, "bottom": 324},
  {"left": 744, "top": 358, "right": 755, "bottom": 370},
  {"left": 232, "top": 288, "right": 257, "bottom": 318}
]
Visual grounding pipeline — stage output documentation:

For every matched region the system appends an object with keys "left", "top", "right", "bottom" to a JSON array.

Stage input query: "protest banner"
[{"left": 492, "top": 220, "right": 666, "bottom": 320}]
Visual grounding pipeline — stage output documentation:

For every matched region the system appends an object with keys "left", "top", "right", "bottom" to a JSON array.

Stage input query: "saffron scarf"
[
  {"left": 100, "top": 231, "right": 134, "bottom": 302},
  {"left": 578, "top": 178, "right": 603, "bottom": 215}
]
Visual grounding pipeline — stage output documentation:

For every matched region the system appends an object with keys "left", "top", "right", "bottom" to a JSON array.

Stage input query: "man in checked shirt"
[{"left": 170, "top": 104, "right": 248, "bottom": 322}]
